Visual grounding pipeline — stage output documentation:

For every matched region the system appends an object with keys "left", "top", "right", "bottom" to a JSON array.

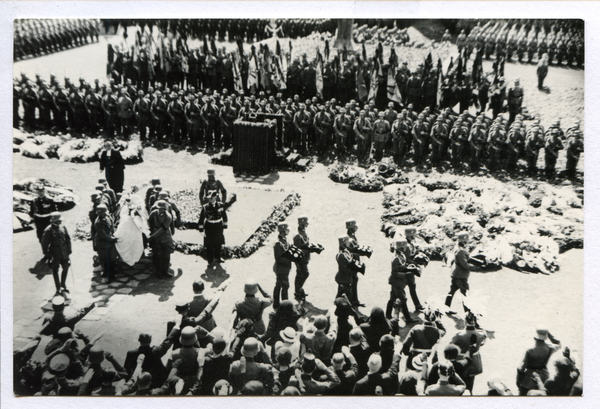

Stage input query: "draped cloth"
[{"left": 114, "top": 195, "right": 150, "bottom": 266}]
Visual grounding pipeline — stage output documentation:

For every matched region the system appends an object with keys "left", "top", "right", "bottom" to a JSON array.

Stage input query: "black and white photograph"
[{"left": 4, "top": 2, "right": 594, "bottom": 405}]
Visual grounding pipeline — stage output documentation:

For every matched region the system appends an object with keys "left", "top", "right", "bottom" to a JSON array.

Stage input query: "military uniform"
[
  {"left": 219, "top": 102, "right": 237, "bottom": 150},
  {"left": 333, "top": 112, "right": 352, "bottom": 156},
  {"left": 468, "top": 124, "right": 487, "bottom": 171},
  {"left": 101, "top": 92, "right": 118, "bottom": 137},
  {"left": 411, "top": 119, "right": 428, "bottom": 166},
  {"left": 41, "top": 221, "right": 72, "bottom": 293},
  {"left": 293, "top": 108, "right": 312, "bottom": 153},
  {"left": 133, "top": 94, "right": 151, "bottom": 141},
  {"left": 335, "top": 248, "right": 363, "bottom": 302},
  {"left": 168, "top": 96, "right": 186, "bottom": 144},
  {"left": 198, "top": 199, "right": 227, "bottom": 265},
  {"left": 385, "top": 249, "right": 416, "bottom": 322},
  {"left": 148, "top": 205, "right": 175, "bottom": 278},
  {"left": 506, "top": 123, "right": 526, "bottom": 172},
  {"left": 85, "top": 91, "right": 103, "bottom": 136},
  {"left": 430, "top": 120, "right": 449, "bottom": 167},
  {"left": 372, "top": 117, "right": 390, "bottom": 162},
  {"left": 565, "top": 133, "right": 583, "bottom": 179},
  {"left": 525, "top": 127, "right": 544, "bottom": 176},
  {"left": 354, "top": 114, "right": 372, "bottom": 163},
  {"left": 30, "top": 194, "right": 58, "bottom": 244},
  {"left": 293, "top": 224, "right": 311, "bottom": 299},
  {"left": 201, "top": 101, "right": 220, "bottom": 150},
  {"left": 486, "top": 124, "right": 506, "bottom": 172},
  {"left": 93, "top": 211, "right": 117, "bottom": 282},
  {"left": 273, "top": 232, "right": 292, "bottom": 308},
  {"left": 544, "top": 130, "right": 564, "bottom": 179},
  {"left": 151, "top": 96, "right": 169, "bottom": 141},
  {"left": 449, "top": 122, "right": 469, "bottom": 169}
]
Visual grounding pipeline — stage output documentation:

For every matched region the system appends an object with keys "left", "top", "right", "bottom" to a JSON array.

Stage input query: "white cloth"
[{"left": 114, "top": 195, "right": 150, "bottom": 266}]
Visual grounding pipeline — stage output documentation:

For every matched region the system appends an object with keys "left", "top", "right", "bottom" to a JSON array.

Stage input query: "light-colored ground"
[{"left": 13, "top": 29, "right": 584, "bottom": 396}]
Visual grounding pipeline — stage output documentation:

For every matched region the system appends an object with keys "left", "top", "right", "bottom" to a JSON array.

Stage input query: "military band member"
[
  {"left": 346, "top": 219, "right": 371, "bottom": 308},
  {"left": 404, "top": 228, "right": 424, "bottom": 311},
  {"left": 354, "top": 110, "right": 372, "bottom": 163},
  {"left": 273, "top": 223, "right": 292, "bottom": 308},
  {"left": 335, "top": 236, "right": 364, "bottom": 303},
  {"left": 386, "top": 239, "right": 419, "bottom": 324},
  {"left": 444, "top": 233, "right": 479, "bottom": 314},
  {"left": 293, "top": 216, "right": 311, "bottom": 300}
]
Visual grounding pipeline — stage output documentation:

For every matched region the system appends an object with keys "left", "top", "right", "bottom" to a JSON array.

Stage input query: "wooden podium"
[{"left": 232, "top": 118, "right": 277, "bottom": 175}]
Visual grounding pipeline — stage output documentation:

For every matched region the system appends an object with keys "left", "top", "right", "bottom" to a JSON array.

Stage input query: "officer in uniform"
[
  {"left": 449, "top": 119, "right": 468, "bottom": 170},
  {"left": 487, "top": 120, "right": 506, "bottom": 172},
  {"left": 565, "top": 130, "right": 583, "bottom": 180},
  {"left": 272, "top": 223, "right": 292, "bottom": 309},
  {"left": 544, "top": 128, "right": 564, "bottom": 179},
  {"left": 149, "top": 200, "right": 176, "bottom": 278},
  {"left": 41, "top": 212, "right": 72, "bottom": 296},
  {"left": 133, "top": 90, "right": 151, "bottom": 142},
  {"left": 201, "top": 96, "right": 220, "bottom": 151},
  {"left": 404, "top": 228, "right": 424, "bottom": 311},
  {"left": 40, "top": 295, "right": 95, "bottom": 338},
  {"left": 525, "top": 124, "right": 545, "bottom": 176},
  {"left": 278, "top": 101, "right": 294, "bottom": 150},
  {"left": 335, "top": 236, "right": 364, "bottom": 303},
  {"left": 198, "top": 191, "right": 227, "bottom": 267},
  {"left": 333, "top": 107, "right": 352, "bottom": 157},
  {"left": 354, "top": 110, "right": 373, "bottom": 163},
  {"left": 184, "top": 94, "right": 202, "bottom": 148},
  {"left": 30, "top": 185, "right": 58, "bottom": 246},
  {"left": 293, "top": 103, "right": 312, "bottom": 153},
  {"left": 293, "top": 216, "right": 312, "bottom": 301},
  {"left": 37, "top": 81, "right": 55, "bottom": 132},
  {"left": 385, "top": 239, "right": 419, "bottom": 324},
  {"left": 199, "top": 169, "right": 227, "bottom": 206},
  {"left": 85, "top": 86, "right": 103, "bottom": 137},
  {"left": 346, "top": 219, "right": 371, "bottom": 307},
  {"left": 507, "top": 79, "right": 524, "bottom": 125},
  {"left": 168, "top": 91, "right": 187, "bottom": 145},
  {"left": 313, "top": 104, "right": 332, "bottom": 155},
  {"left": 506, "top": 119, "right": 526, "bottom": 172},
  {"left": 430, "top": 117, "right": 449, "bottom": 168},
  {"left": 411, "top": 113, "right": 428, "bottom": 166},
  {"left": 468, "top": 120, "right": 487, "bottom": 172},
  {"left": 445, "top": 233, "right": 479, "bottom": 314},
  {"left": 101, "top": 87, "right": 118, "bottom": 137},
  {"left": 151, "top": 90, "right": 169, "bottom": 143},
  {"left": 93, "top": 204, "right": 118, "bottom": 283},
  {"left": 219, "top": 96, "right": 237, "bottom": 151},
  {"left": 69, "top": 86, "right": 88, "bottom": 136}
]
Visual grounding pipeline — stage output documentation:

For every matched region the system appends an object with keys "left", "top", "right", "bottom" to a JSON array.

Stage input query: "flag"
[
  {"left": 260, "top": 44, "right": 272, "bottom": 91},
  {"left": 315, "top": 48, "right": 324, "bottom": 99},
  {"left": 356, "top": 64, "right": 368, "bottom": 103},
  {"left": 248, "top": 46, "right": 259, "bottom": 93},
  {"left": 387, "top": 62, "right": 402, "bottom": 104},
  {"left": 324, "top": 40, "right": 330, "bottom": 61},
  {"left": 210, "top": 38, "right": 217, "bottom": 55},
  {"left": 456, "top": 55, "right": 463, "bottom": 82},
  {"left": 289, "top": 40, "right": 293, "bottom": 62},
  {"left": 232, "top": 52, "right": 244, "bottom": 94},
  {"left": 436, "top": 62, "right": 443, "bottom": 108},
  {"left": 368, "top": 59, "right": 381, "bottom": 102},
  {"left": 447, "top": 56, "right": 454, "bottom": 76},
  {"left": 274, "top": 55, "right": 287, "bottom": 91},
  {"left": 362, "top": 43, "right": 367, "bottom": 63}
]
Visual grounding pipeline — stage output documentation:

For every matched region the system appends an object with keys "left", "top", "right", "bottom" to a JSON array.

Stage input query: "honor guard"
[
  {"left": 198, "top": 191, "right": 228, "bottom": 267},
  {"left": 346, "top": 219, "right": 372, "bottom": 307}
]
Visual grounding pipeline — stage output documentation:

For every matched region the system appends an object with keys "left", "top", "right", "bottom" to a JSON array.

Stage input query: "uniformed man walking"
[
  {"left": 273, "top": 223, "right": 292, "bottom": 308},
  {"left": 41, "top": 212, "right": 72, "bottom": 296},
  {"left": 198, "top": 191, "right": 227, "bottom": 268},
  {"left": 385, "top": 239, "right": 419, "bottom": 324},
  {"left": 149, "top": 200, "right": 176, "bottom": 278},
  {"left": 444, "top": 233, "right": 479, "bottom": 315},
  {"left": 30, "top": 185, "right": 58, "bottom": 247},
  {"left": 293, "top": 216, "right": 312, "bottom": 301}
]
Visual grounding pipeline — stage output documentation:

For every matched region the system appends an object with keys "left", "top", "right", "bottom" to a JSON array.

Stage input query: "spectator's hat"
[
  {"left": 154, "top": 200, "right": 168, "bottom": 209},
  {"left": 180, "top": 327, "right": 198, "bottom": 346},
  {"left": 49, "top": 353, "right": 70, "bottom": 374},
  {"left": 534, "top": 326, "right": 549, "bottom": 341},
  {"left": 332, "top": 352, "right": 345, "bottom": 365},
  {"left": 138, "top": 372, "right": 153, "bottom": 388},
  {"left": 279, "top": 327, "right": 296, "bottom": 342},
  {"left": 212, "top": 338, "right": 227, "bottom": 355},
  {"left": 88, "top": 346, "right": 105, "bottom": 364},
  {"left": 276, "top": 347, "right": 293, "bottom": 366},
  {"left": 241, "top": 337, "right": 260, "bottom": 358},
  {"left": 380, "top": 334, "right": 394, "bottom": 350},
  {"left": 52, "top": 295, "right": 65, "bottom": 308},
  {"left": 213, "top": 379, "right": 233, "bottom": 396},
  {"left": 193, "top": 281, "right": 205, "bottom": 293},
  {"left": 412, "top": 354, "right": 426, "bottom": 371},
  {"left": 244, "top": 280, "right": 258, "bottom": 295},
  {"left": 367, "top": 354, "right": 382, "bottom": 373},
  {"left": 302, "top": 352, "right": 316, "bottom": 373},
  {"left": 444, "top": 344, "right": 460, "bottom": 360},
  {"left": 138, "top": 333, "right": 152, "bottom": 344}
]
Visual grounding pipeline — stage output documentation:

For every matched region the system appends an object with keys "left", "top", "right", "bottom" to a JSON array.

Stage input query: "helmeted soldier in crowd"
[
  {"left": 430, "top": 116, "right": 449, "bottom": 168},
  {"left": 314, "top": 104, "right": 333, "bottom": 155},
  {"left": 168, "top": 91, "right": 187, "bottom": 145},
  {"left": 544, "top": 128, "right": 564, "bottom": 179},
  {"left": 507, "top": 79, "right": 524, "bottom": 125},
  {"left": 219, "top": 96, "right": 237, "bottom": 150},
  {"left": 469, "top": 119, "right": 487, "bottom": 172},
  {"left": 133, "top": 89, "right": 151, "bottom": 142},
  {"left": 565, "top": 129, "right": 583, "bottom": 180},
  {"left": 101, "top": 87, "right": 118, "bottom": 137},
  {"left": 505, "top": 119, "right": 526, "bottom": 172},
  {"left": 149, "top": 200, "right": 176, "bottom": 278},
  {"left": 372, "top": 111, "right": 391, "bottom": 162},
  {"left": 525, "top": 121, "right": 545, "bottom": 176},
  {"left": 200, "top": 96, "right": 220, "bottom": 151},
  {"left": 151, "top": 90, "right": 169, "bottom": 142},
  {"left": 386, "top": 239, "right": 419, "bottom": 324},
  {"left": 293, "top": 103, "right": 312, "bottom": 153},
  {"left": 411, "top": 113, "right": 428, "bottom": 166},
  {"left": 334, "top": 107, "right": 353, "bottom": 157},
  {"left": 354, "top": 110, "right": 372, "bottom": 163}
]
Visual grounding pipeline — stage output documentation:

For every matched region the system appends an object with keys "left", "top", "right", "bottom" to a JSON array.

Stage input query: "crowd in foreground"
[{"left": 14, "top": 280, "right": 582, "bottom": 396}]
